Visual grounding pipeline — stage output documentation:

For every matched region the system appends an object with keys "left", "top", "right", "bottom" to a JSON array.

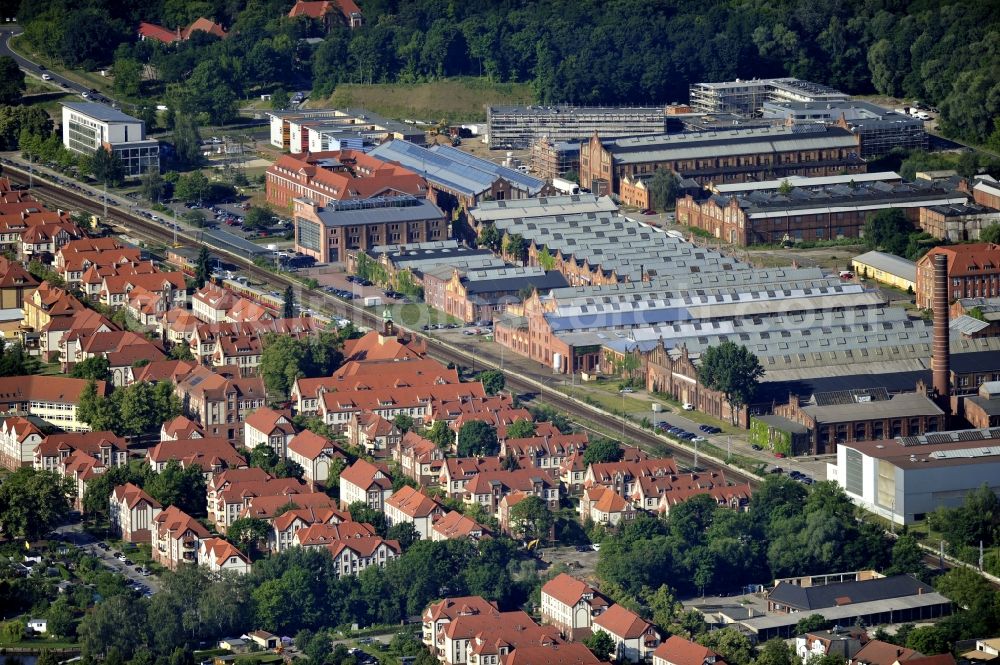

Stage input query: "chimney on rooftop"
[{"left": 931, "top": 253, "right": 951, "bottom": 414}]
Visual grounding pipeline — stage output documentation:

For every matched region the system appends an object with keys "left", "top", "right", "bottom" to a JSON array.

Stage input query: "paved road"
[
  {"left": 0, "top": 26, "right": 117, "bottom": 107},
  {"left": 54, "top": 521, "right": 161, "bottom": 595}
]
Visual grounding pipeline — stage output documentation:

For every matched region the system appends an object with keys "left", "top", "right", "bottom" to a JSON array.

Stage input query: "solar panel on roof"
[
  {"left": 958, "top": 430, "right": 986, "bottom": 442},
  {"left": 898, "top": 436, "right": 921, "bottom": 447}
]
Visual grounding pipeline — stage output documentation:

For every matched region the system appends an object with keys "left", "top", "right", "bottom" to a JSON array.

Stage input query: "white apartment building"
[{"left": 61, "top": 103, "right": 159, "bottom": 177}]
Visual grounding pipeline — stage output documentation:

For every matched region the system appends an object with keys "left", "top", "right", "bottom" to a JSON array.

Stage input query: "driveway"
[{"left": 54, "top": 522, "right": 161, "bottom": 594}]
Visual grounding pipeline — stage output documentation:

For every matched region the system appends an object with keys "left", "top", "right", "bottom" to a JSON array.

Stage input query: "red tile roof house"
[
  {"left": 0, "top": 416, "right": 44, "bottom": 470},
  {"left": 579, "top": 486, "right": 637, "bottom": 526},
  {"left": 422, "top": 596, "right": 499, "bottom": 649},
  {"left": 394, "top": 430, "right": 444, "bottom": 487},
  {"left": 243, "top": 407, "right": 297, "bottom": 458},
  {"left": 59, "top": 447, "right": 121, "bottom": 511},
  {"left": 439, "top": 456, "right": 514, "bottom": 499},
  {"left": 384, "top": 486, "right": 445, "bottom": 540},
  {"left": 109, "top": 483, "right": 162, "bottom": 544},
  {"left": 430, "top": 510, "right": 492, "bottom": 543},
  {"left": 153, "top": 505, "right": 211, "bottom": 570},
  {"left": 99, "top": 270, "right": 187, "bottom": 311},
  {"left": 325, "top": 533, "right": 401, "bottom": 578},
  {"left": 0, "top": 375, "right": 108, "bottom": 432},
  {"left": 654, "top": 635, "right": 728, "bottom": 665},
  {"left": 208, "top": 471, "right": 305, "bottom": 533},
  {"left": 285, "top": 429, "right": 348, "bottom": 489},
  {"left": 43, "top": 308, "right": 115, "bottom": 364},
  {"left": 290, "top": 521, "right": 376, "bottom": 547},
  {"left": 288, "top": 0, "right": 362, "bottom": 30},
  {"left": 339, "top": 458, "right": 393, "bottom": 511},
  {"left": 592, "top": 603, "right": 660, "bottom": 664},
  {"left": 33, "top": 431, "right": 128, "bottom": 474},
  {"left": 198, "top": 537, "right": 252, "bottom": 575},
  {"left": 291, "top": 355, "right": 459, "bottom": 415},
  {"left": 269, "top": 504, "right": 350, "bottom": 552},
  {"left": 192, "top": 283, "right": 241, "bottom": 324},
  {"left": 507, "top": 643, "right": 603, "bottom": 665},
  {"left": 61, "top": 329, "right": 165, "bottom": 386},
  {"left": 540, "top": 573, "right": 610, "bottom": 641},
  {"left": 657, "top": 483, "right": 753, "bottom": 517},
  {"left": 138, "top": 17, "right": 227, "bottom": 44},
  {"left": 463, "top": 468, "right": 559, "bottom": 515},
  {"left": 239, "top": 491, "right": 338, "bottom": 524},
  {"left": 146, "top": 437, "right": 247, "bottom": 474},
  {"left": 347, "top": 412, "right": 401, "bottom": 458},
  {"left": 442, "top": 610, "right": 562, "bottom": 665},
  {"left": 159, "top": 414, "right": 203, "bottom": 441},
  {"left": 318, "top": 382, "right": 486, "bottom": 432},
  {"left": 584, "top": 458, "right": 679, "bottom": 498},
  {"left": 500, "top": 433, "right": 589, "bottom": 480},
  {"left": 174, "top": 366, "right": 266, "bottom": 441}
]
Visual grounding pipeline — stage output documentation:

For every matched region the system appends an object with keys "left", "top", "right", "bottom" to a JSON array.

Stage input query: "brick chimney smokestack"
[{"left": 932, "top": 253, "right": 951, "bottom": 412}]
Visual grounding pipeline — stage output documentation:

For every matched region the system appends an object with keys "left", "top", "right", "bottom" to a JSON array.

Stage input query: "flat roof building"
[
  {"left": 61, "top": 103, "right": 159, "bottom": 177},
  {"left": 267, "top": 108, "right": 423, "bottom": 153},
  {"left": 829, "top": 426, "right": 1000, "bottom": 524},
  {"left": 580, "top": 124, "right": 865, "bottom": 196},
  {"left": 486, "top": 105, "right": 669, "bottom": 150},
  {"left": 293, "top": 196, "right": 447, "bottom": 263},
  {"left": 689, "top": 78, "right": 850, "bottom": 116},
  {"left": 761, "top": 100, "right": 927, "bottom": 158}
]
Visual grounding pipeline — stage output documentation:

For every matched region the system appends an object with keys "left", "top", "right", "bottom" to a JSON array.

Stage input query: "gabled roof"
[
  {"left": 769, "top": 574, "right": 931, "bottom": 611},
  {"left": 0, "top": 375, "right": 107, "bottom": 404},
  {"left": 138, "top": 21, "right": 180, "bottom": 43},
  {"left": 340, "top": 459, "right": 392, "bottom": 491},
  {"left": 244, "top": 407, "right": 295, "bottom": 437},
  {"left": 181, "top": 17, "right": 227, "bottom": 39},
  {"left": 287, "top": 429, "right": 345, "bottom": 461},
  {"left": 112, "top": 483, "right": 161, "bottom": 510},
  {"left": 542, "top": 573, "right": 608, "bottom": 610},
  {"left": 385, "top": 486, "right": 441, "bottom": 518},
  {"left": 506, "top": 643, "right": 601, "bottom": 665},
  {"left": 653, "top": 635, "right": 726, "bottom": 665},
  {"left": 327, "top": 535, "right": 400, "bottom": 558},
  {"left": 593, "top": 603, "right": 655, "bottom": 640},
  {"left": 272, "top": 505, "right": 349, "bottom": 531},
  {"left": 147, "top": 437, "right": 246, "bottom": 470},
  {"left": 155, "top": 505, "right": 210, "bottom": 539},
  {"left": 851, "top": 640, "right": 920, "bottom": 665},
  {"left": 431, "top": 510, "right": 491, "bottom": 540},
  {"left": 199, "top": 537, "right": 250, "bottom": 567},
  {"left": 2, "top": 416, "right": 43, "bottom": 443},
  {"left": 293, "top": 521, "right": 376, "bottom": 546},
  {"left": 242, "top": 491, "right": 336, "bottom": 520},
  {"left": 423, "top": 595, "right": 498, "bottom": 622}
]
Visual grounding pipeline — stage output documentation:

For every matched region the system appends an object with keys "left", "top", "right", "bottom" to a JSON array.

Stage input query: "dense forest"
[{"left": 4, "top": 0, "right": 999, "bottom": 143}]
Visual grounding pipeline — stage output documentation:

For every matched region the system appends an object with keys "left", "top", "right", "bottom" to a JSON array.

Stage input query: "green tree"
[
  {"left": 753, "top": 639, "right": 795, "bottom": 665},
  {"left": 141, "top": 168, "right": 167, "bottom": 203},
  {"left": 507, "top": 495, "right": 553, "bottom": 542},
  {"left": 862, "top": 209, "right": 913, "bottom": 256},
  {"left": 171, "top": 115, "right": 203, "bottom": 168},
  {"left": 182, "top": 210, "right": 206, "bottom": 227},
  {"left": 793, "top": 613, "right": 831, "bottom": 635},
  {"left": 0, "top": 467, "right": 72, "bottom": 541},
  {"left": 77, "top": 594, "right": 148, "bottom": 659},
  {"left": 260, "top": 334, "right": 306, "bottom": 399},
  {"left": 697, "top": 627, "right": 754, "bottom": 665},
  {"left": 584, "top": 630, "right": 615, "bottom": 661},
  {"left": 283, "top": 285, "right": 295, "bottom": 319},
  {"left": 583, "top": 436, "right": 624, "bottom": 465},
  {"left": 477, "top": 224, "right": 501, "bottom": 252},
  {"left": 777, "top": 179, "right": 794, "bottom": 195},
  {"left": 112, "top": 58, "right": 143, "bottom": 98},
  {"left": 393, "top": 414, "right": 414, "bottom": 433},
  {"left": 982, "top": 224, "right": 1000, "bottom": 244},
  {"left": 228, "top": 517, "right": 270, "bottom": 556},
  {"left": 457, "top": 420, "right": 499, "bottom": 457},
  {"left": 174, "top": 171, "right": 210, "bottom": 204},
  {"left": 90, "top": 147, "right": 125, "bottom": 187},
  {"left": 46, "top": 598, "right": 75, "bottom": 638},
  {"left": 37, "top": 651, "right": 61, "bottom": 665},
  {"left": 935, "top": 566, "right": 995, "bottom": 609},
  {"left": 387, "top": 522, "right": 418, "bottom": 549},
  {"left": 348, "top": 501, "right": 388, "bottom": 537},
  {"left": 270, "top": 89, "right": 290, "bottom": 110},
  {"left": 250, "top": 444, "right": 279, "bottom": 472},
  {"left": 245, "top": 206, "right": 277, "bottom": 232},
  {"left": 0, "top": 56, "right": 25, "bottom": 105},
  {"left": 503, "top": 233, "right": 529, "bottom": 263},
  {"left": 0, "top": 106, "right": 53, "bottom": 151},
  {"left": 71, "top": 356, "right": 111, "bottom": 381},
  {"left": 478, "top": 369, "right": 505, "bottom": 395},
  {"left": 426, "top": 420, "right": 454, "bottom": 449},
  {"left": 905, "top": 626, "right": 949, "bottom": 655},
  {"left": 505, "top": 418, "right": 536, "bottom": 440},
  {"left": 144, "top": 460, "right": 206, "bottom": 517},
  {"left": 194, "top": 246, "right": 211, "bottom": 288},
  {"left": 698, "top": 341, "right": 765, "bottom": 424},
  {"left": 648, "top": 168, "right": 682, "bottom": 210},
  {"left": 886, "top": 533, "right": 926, "bottom": 577}
]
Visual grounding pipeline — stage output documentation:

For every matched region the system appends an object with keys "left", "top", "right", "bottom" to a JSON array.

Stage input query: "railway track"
[{"left": 5, "top": 164, "right": 760, "bottom": 486}]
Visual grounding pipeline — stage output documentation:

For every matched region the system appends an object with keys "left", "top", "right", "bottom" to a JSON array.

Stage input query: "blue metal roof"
[{"left": 369, "top": 141, "right": 545, "bottom": 198}]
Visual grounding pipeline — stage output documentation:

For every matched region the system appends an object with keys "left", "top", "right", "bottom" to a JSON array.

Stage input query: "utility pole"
[{"left": 103, "top": 180, "right": 108, "bottom": 222}]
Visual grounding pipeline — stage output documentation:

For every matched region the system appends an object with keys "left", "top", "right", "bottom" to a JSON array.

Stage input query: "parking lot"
[{"left": 55, "top": 522, "right": 160, "bottom": 595}]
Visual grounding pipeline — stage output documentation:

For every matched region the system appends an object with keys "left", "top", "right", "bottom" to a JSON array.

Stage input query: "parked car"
[
  {"left": 682, "top": 402, "right": 694, "bottom": 410},
  {"left": 750, "top": 444, "right": 762, "bottom": 451}
]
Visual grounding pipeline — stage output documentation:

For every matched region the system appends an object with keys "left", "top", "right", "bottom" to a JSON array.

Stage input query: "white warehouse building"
[
  {"left": 828, "top": 427, "right": 1000, "bottom": 525},
  {"left": 61, "top": 103, "right": 159, "bottom": 177}
]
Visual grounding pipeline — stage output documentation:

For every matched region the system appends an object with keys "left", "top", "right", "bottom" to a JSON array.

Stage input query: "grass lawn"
[
  {"left": 0, "top": 638, "right": 80, "bottom": 649},
  {"left": 312, "top": 77, "right": 536, "bottom": 123},
  {"left": 10, "top": 35, "right": 116, "bottom": 97},
  {"left": 559, "top": 384, "right": 650, "bottom": 414}
]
